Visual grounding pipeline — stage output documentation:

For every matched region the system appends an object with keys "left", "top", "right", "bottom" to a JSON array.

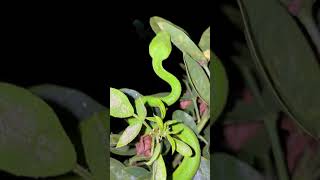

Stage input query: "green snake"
[{"left": 147, "top": 31, "right": 201, "bottom": 179}]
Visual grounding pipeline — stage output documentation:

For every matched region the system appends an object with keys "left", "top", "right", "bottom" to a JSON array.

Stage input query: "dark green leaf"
[
  {"left": 30, "top": 84, "right": 107, "bottom": 121},
  {"left": 238, "top": 0, "right": 320, "bottom": 137},
  {"left": 0, "top": 82, "right": 76, "bottom": 177},
  {"left": 210, "top": 54, "right": 229, "bottom": 124},
  {"left": 124, "top": 167, "right": 151, "bottom": 178},
  {"left": 212, "top": 153, "right": 264, "bottom": 180},
  {"left": 79, "top": 111, "right": 108, "bottom": 180}
]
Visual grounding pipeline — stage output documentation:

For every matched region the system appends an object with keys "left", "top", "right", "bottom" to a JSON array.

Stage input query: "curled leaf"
[
  {"left": 166, "top": 134, "right": 176, "bottom": 155},
  {"left": 116, "top": 118, "right": 142, "bottom": 148}
]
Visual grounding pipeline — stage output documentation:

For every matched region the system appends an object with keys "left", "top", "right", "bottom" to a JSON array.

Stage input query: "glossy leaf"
[
  {"left": 174, "top": 138, "right": 192, "bottom": 157},
  {"left": 193, "top": 157, "right": 210, "bottom": 180},
  {"left": 150, "top": 16, "right": 207, "bottom": 63},
  {"left": 0, "top": 82, "right": 76, "bottom": 177},
  {"left": 152, "top": 155, "right": 167, "bottom": 180},
  {"left": 212, "top": 153, "right": 264, "bottom": 180},
  {"left": 184, "top": 53, "right": 210, "bottom": 105},
  {"left": 116, "top": 118, "right": 142, "bottom": 148},
  {"left": 172, "top": 110, "right": 198, "bottom": 135},
  {"left": 30, "top": 84, "right": 107, "bottom": 121},
  {"left": 238, "top": 0, "right": 320, "bottom": 137},
  {"left": 110, "top": 88, "right": 134, "bottom": 118},
  {"left": 79, "top": 111, "right": 108, "bottom": 180}
]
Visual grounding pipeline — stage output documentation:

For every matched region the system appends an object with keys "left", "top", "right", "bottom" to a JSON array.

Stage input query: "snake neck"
[{"left": 152, "top": 58, "right": 181, "bottom": 106}]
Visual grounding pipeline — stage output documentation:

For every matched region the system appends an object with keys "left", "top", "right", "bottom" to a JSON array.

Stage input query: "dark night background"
[{"left": 0, "top": 2, "right": 238, "bottom": 179}]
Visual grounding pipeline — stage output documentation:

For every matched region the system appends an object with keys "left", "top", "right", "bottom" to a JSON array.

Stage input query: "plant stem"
[
  {"left": 203, "top": 64, "right": 211, "bottom": 78},
  {"left": 184, "top": 80, "right": 201, "bottom": 123},
  {"left": 197, "top": 110, "right": 210, "bottom": 132},
  {"left": 72, "top": 164, "right": 94, "bottom": 180},
  {"left": 264, "top": 115, "right": 289, "bottom": 180}
]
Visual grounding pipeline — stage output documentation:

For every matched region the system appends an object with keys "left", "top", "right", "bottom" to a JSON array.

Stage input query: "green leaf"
[
  {"left": 49, "top": 175, "right": 84, "bottom": 180},
  {"left": 172, "top": 110, "right": 198, "bottom": 135},
  {"left": 238, "top": 0, "right": 320, "bottom": 138},
  {"left": 135, "top": 97, "right": 147, "bottom": 121},
  {"left": 79, "top": 111, "right": 108, "bottom": 180},
  {"left": 152, "top": 155, "right": 167, "bottom": 180},
  {"left": 110, "top": 158, "right": 137, "bottom": 180},
  {"left": 150, "top": 16, "right": 207, "bottom": 63},
  {"left": 212, "top": 153, "right": 264, "bottom": 180},
  {"left": 30, "top": 84, "right": 107, "bottom": 121},
  {"left": 110, "top": 88, "right": 134, "bottom": 118},
  {"left": 184, "top": 53, "right": 210, "bottom": 105},
  {"left": 110, "top": 144, "right": 136, "bottom": 156},
  {"left": 0, "top": 82, "right": 76, "bottom": 177},
  {"left": 116, "top": 118, "right": 142, "bottom": 148},
  {"left": 193, "top": 157, "right": 210, "bottom": 180},
  {"left": 210, "top": 55, "right": 229, "bottom": 124},
  {"left": 145, "top": 142, "right": 162, "bottom": 166},
  {"left": 198, "top": 27, "right": 210, "bottom": 60},
  {"left": 125, "top": 167, "right": 151, "bottom": 179},
  {"left": 166, "top": 134, "right": 176, "bottom": 155},
  {"left": 174, "top": 138, "right": 193, "bottom": 157}
]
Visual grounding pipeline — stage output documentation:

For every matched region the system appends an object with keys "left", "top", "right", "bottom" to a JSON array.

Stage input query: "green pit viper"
[{"left": 142, "top": 31, "right": 201, "bottom": 180}]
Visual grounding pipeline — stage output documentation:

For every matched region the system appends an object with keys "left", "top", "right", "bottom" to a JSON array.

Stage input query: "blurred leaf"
[
  {"left": 193, "top": 157, "right": 210, "bottom": 180},
  {"left": 30, "top": 84, "right": 107, "bottom": 121},
  {"left": 212, "top": 153, "right": 264, "bottom": 180},
  {"left": 210, "top": 55, "right": 229, "bottom": 124},
  {"left": 184, "top": 53, "right": 210, "bottom": 105},
  {"left": 172, "top": 110, "right": 198, "bottom": 135},
  {"left": 49, "top": 175, "right": 84, "bottom": 180},
  {"left": 152, "top": 155, "right": 166, "bottom": 180},
  {"left": 292, "top": 147, "right": 320, "bottom": 180},
  {"left": 0, "top": 82, "right": 76, "bottom": 177},
  {"left": 238, "top": 0, "right": 320, "bottom": 138},
  {"left": 116, "top": 118, "right": 142, "bottom": 148},
  {"left": 150, "top": 16, "right": 207, "bottom": 63},
  {"left": 79, "top": 111, "right": 108, "bottom": 180},
  {"left": 221, "top": 5, "right": 244, "bottom": 30},
  {"left": 110, "top": 88, "right": 134, "bottom": 118}
]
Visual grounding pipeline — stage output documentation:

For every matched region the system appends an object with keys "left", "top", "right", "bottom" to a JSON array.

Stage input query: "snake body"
[{"left": 147, "top": 31, "right": 200, "bottom": 179}]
